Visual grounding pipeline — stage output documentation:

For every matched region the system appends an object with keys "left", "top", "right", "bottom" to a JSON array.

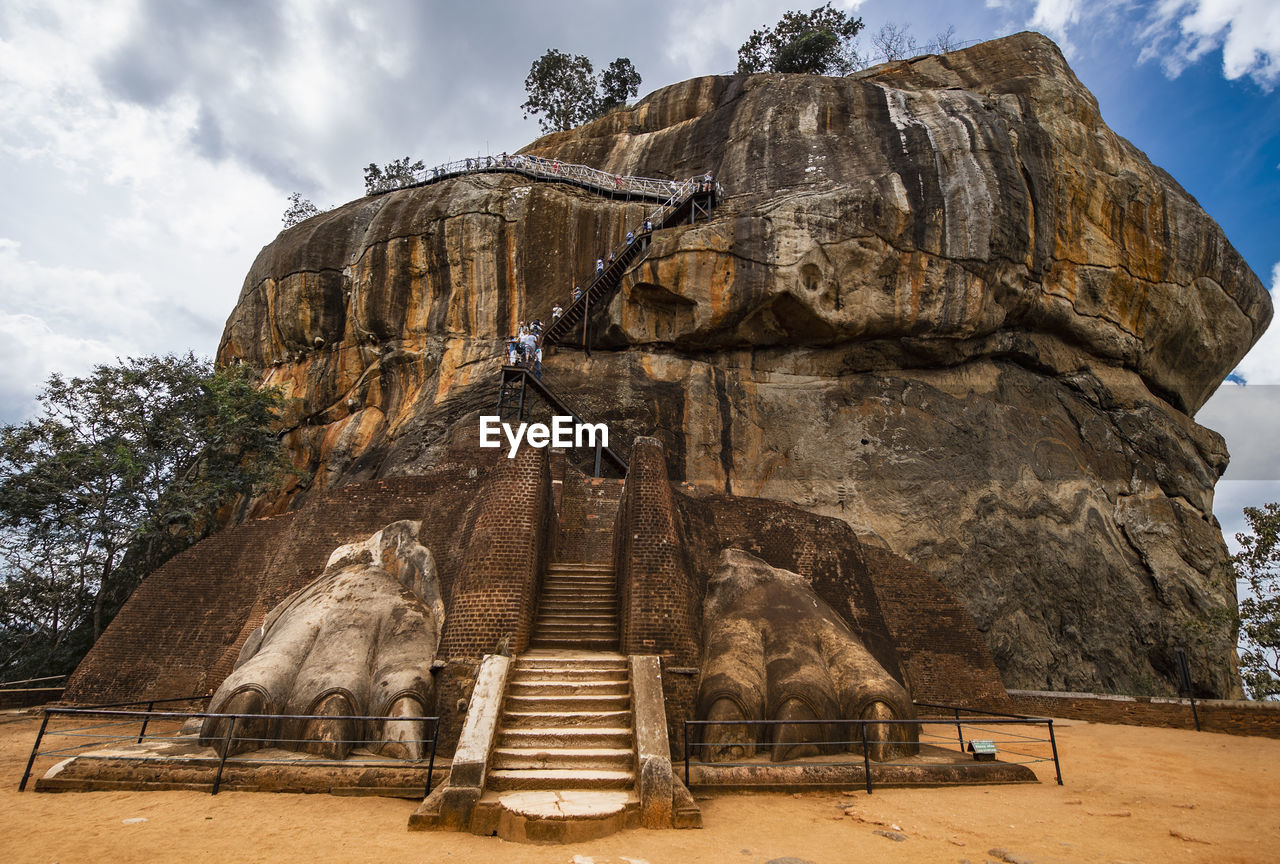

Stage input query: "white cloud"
[
  {"left": 0, "top": 238, "right": 156, "bottom": 421},
  {"left": 1230, "top": 262, "right": 1280, "bottom": 385},
  {"left": 1028, "top": 0, "right": 1082, "bottom": 52},
  {"left": 1141, "top": 0, "right": 1280, "bottom": 88}
]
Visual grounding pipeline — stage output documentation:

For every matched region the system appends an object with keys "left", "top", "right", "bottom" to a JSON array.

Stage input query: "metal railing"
[
  {"left": 19, "top": 697, "right": 440, "bottom": 796},
  {"left": 682, "top": 703, "right": 1062, "bottom": 794},
  {"left": 0, "top": 674, "right": 66, "bottom": 689},
  {"left": 367, "top": 152, "right": 724, "bottom": 213}
]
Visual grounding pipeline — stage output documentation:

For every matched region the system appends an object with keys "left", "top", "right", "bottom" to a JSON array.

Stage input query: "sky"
[{"left": 1, "top": 0, "right": 1277, "bottom": 548}]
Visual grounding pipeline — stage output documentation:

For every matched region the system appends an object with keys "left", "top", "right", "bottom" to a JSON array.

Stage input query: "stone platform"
[
  {"left": 682, "top": 743, "right": 1039, "bottom": 791},
  {"left": 33, "top": 735, "right": 440, "bottom": 797}
]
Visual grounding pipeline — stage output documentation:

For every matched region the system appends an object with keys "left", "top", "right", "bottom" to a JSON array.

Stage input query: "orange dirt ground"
[{"left": 1, "top": 711, "right": 1277, "bottom": 863}]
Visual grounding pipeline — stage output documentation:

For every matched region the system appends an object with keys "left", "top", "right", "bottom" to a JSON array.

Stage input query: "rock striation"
[{"left": 218, "top": 33, "right": 1271, "bottom": 697}]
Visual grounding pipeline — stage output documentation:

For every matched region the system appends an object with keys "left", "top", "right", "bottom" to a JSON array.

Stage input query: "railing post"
[
  {"left": 1047, "top": 720, "right": 1063, "bottom": 786},
  {"left": 425, "top": 716, "right": 439, "bottom": 797},
  {"left": 684, "top": 721, "right": 690, "bottom": 789},
  {"left": 136, "top": 699, "right": 156, "bottom": 744},
  {"left": 860, "top": 721, "right": 872, "bottom": 794},
  {"left": 953, "top": 707, "right": 965, "bottom": 752},
  {"left": 18, "top": 709, "right": 52, "bottom": 792},
  {"left": 212, "top": 716, "right": 238, "bottom": 795}
]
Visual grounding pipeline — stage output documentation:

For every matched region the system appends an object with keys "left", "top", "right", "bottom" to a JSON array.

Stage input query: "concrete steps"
[
  {"left": 531, "top": 562, "right": 620, "bottom": 651},
  {"left": 483, "top": 652, "right": 638, "bottom": 836}
]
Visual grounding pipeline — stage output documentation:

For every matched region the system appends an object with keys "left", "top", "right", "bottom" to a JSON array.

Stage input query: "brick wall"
[
  {"left": 862, "top": 547, "right": 1010, "bottom": 708},
  {"left": 555, "top": 470, "right": 624, "bottom": 564},
  {"left": 614, "top": 438, "right": 701, "bottom": 666},
  {"left": 65, "top": 460, "right": 508, "bottom": 753},
  {"left": 1005, "top": 690, "right": 1280, "bottom": 738},
  {"left": 438, "top": 444, "right": 551, "bottom": 658}
]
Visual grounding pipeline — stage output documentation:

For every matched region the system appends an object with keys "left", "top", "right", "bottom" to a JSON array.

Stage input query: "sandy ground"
[{"left": 1, "top": 712, "right": 1277, "bottom": 864}]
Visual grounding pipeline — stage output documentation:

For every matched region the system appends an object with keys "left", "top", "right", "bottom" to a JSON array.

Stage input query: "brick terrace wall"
[
  {"left": 64, "top": 512, "right": 298, "bottom": 704},
  {"left": 614, "top": 438, "right": 700, "bottom": 663},
  {"left": 0, "top": 688, "right": 64, "bottom": 710},
  {"left": 1005, "top": 690, "right": 1280, "bottom": 738},
  {"left": 438, "top": 444, "right": 551, "bottom": 658},
  {"left": 555, "top": 469, "right": 623, "bottom": 564},
  {"left": 862, "top": 547, "right": 1009, "bottom": 708}
]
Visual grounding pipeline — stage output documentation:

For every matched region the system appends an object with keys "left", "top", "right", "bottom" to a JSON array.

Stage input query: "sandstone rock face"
[{"left": 219, "top": 33, "right": 1271, "bottom": 697}]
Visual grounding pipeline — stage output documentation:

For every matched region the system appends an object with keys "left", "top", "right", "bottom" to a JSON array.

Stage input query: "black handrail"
[
  {"left": 496, "top": 366, "right": 628, "bottom": 473},
  {"left": 19, "top": 704, "right": 441, "bottom": 796},
  {"left": 682, "top": 712, "right": 1064, "bottom": 793}
]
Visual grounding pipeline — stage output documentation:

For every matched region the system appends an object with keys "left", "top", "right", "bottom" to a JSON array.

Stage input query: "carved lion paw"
[
  {"left": 696, "top": 548, "right": 918, "bottom": 763},
  {"left": 199, "top": 520, "right": 445, "bottom": 760}
]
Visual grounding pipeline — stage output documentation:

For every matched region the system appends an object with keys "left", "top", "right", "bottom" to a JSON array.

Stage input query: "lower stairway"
[
  {"left": 478, "top": 652, "right": 640, "bottom": 842},
  {"left": 411, "top": 468, "right": 699, "bottom": 841}
]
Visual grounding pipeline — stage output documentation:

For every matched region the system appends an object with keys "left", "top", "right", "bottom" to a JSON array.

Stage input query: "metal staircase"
[{"left": 496, "top": 367, "right": 628, "bottom": 476}]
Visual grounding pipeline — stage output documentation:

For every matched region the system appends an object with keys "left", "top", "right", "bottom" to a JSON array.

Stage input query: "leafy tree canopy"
[
  {"left": 364, "top": 157, "right": 425, "bottom": 195},
  {"left": 737, "top": 3, "right": 864, "bottom": 75},
  {"left": 1236, "top": 502, "right": 1280, "bottom": 699},
  {"left": 0, "top": 355, "right": 289, "bottom": 682},
  {"left": 522, "top": 50, "right": 642, "bottom": 134},
  {"left": 598, "top": 58, "right": 642, "bottom": 115},
  {"left": 283, "top": 193, "right": 322, "bottom": 228}
]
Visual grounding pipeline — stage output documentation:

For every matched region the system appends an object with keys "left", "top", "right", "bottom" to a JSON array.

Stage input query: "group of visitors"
[
  {"left": 496, "top": 169, "right": 719, "bottom": 377},
  {"left": 507, "top": 320, "right": 543, "bottom": 377}
]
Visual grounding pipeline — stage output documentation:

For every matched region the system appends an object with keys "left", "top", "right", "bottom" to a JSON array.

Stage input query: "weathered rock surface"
[{"left": 218, "top": 33, "right": 1271, "bottom": 697}]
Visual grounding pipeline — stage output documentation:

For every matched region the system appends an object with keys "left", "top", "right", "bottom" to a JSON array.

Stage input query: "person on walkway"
[
  {"left": 534, "top": 346, "right": 543, "bottom": 379},
  {"left": 519, "top": 330, "right": 537, "bottom": 364},
  {"left": 572, "top": 286, "right": 583, "bottom": 303},
  {"left": 643, "top": 219, "right": 652, "bottom": 234},
  {"left": 531, "top": 319, "right": 543, "bottom": 336},
  {"left": 507, "top": 339, "right": 519, "bottom": 367},
  {"left": 626, "top": 231, "right": 634, "bottom": 245},
  {"left": 552, "top": 302, "right": 563, "bottom": 320},
  {"left": 596, "top": 258, "right": 604, "bottom": 277}
]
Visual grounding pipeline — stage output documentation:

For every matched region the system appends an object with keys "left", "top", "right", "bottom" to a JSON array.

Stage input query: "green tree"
[
  {"left": 598, "top": 58, "right": 641, "bottom": 115},
  {"left": 737, "top": 3, "right": 864, "bottom": 75},
  {"left": 363, "top": 157, "right": 425, "bottom": 195},
  {"left": 0, "top": 355, "right": 288, "bottom": 681},
  {"left": 282, "top": 193, "right": 322, "bottom": 228},
  {"left": 1235, "top": 502, "right": 1280, "bottom": 699},
  {"left": 521, "top": 50, "right": 643, "bottom": 134}
]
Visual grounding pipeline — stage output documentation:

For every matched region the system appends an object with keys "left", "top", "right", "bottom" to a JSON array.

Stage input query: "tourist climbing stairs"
[{"left": 540, "top": 181, "right": 718, "bottom": 350}]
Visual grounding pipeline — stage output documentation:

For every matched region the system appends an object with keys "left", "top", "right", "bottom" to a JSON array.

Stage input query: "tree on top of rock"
[
  {"left": 363, "top": 157, "right": 425, "bottom": 195},
  {"left": 598, "top": 58, "right": 641, "bottom": 116},
  {"left": 737, "top": 3, "right": 864, "bottom": 75},
  {"left": 522, "top": 50, "right": 642, "bottom": 134},
  {"left": 1235, "top": 502, "right": 1280, "bottom": 699}
]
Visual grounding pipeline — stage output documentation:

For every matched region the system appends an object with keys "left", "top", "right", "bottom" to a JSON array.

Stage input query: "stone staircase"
[
  {"left": 488, "top": 653, "right": 635, "bottom": 795},
  {"left": 413, "top": 468, "right": 699, "bottom": 841},
  {"left": 530, "top": 564, "right": 619, "bottom": 650}
]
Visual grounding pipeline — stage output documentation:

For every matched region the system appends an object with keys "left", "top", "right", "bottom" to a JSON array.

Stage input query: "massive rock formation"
[{"left": 218, "top": 32, "right": 1271, "bottom": 697}]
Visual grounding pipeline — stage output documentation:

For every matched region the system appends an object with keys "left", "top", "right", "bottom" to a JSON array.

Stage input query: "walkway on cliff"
[{"left": 367, "top": 152, "right": 722, "bottom": 205}]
